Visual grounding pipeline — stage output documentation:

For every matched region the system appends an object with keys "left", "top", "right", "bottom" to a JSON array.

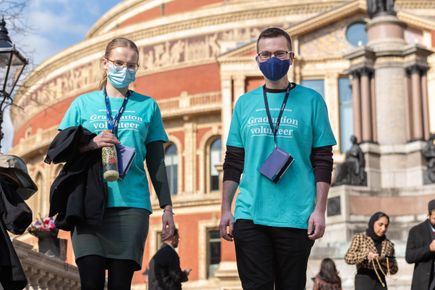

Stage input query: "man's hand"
[
  {"left": 307, "top": 209, "right": 326, "bottom": 240},
  {"left": 219, "top": 210, "right": 234, "bottom": 241},
  {"left": 429, "top": 240, "right": 435, "bottom": 252},
  {"left": 161, "top": 205, "right": 175, "bottom": 240}
]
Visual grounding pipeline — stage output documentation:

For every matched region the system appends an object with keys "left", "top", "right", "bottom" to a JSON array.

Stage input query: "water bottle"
[{"left": 101, "top": 130, "right": 119, "bottom": 181}]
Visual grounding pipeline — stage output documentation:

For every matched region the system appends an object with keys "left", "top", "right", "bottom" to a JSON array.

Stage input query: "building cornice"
[
  {"left": 219, "top": 0, "right": 366, "bottom": 61},
  {"left": 396, "top": 0, "right": 435, "bottom": 9},
  {"left": 87, "top": 0, "right": 346, "bottom": 38},
  {"left": 86, "top": 0, "right": 163, "bottom": 38},
  {"left": 397, "top": 11, "right": 435, "bottom": 30}
]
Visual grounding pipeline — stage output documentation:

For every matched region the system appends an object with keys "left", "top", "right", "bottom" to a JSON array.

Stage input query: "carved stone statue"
[
  {"left": 367, "top": 0, "right": 396, "bottom": 19},
  {"left": 334, "top": 135, "right": 367, "bottom": 186},
  {"left": 423, "top": 134, "right": 435, "bottom": 183}
]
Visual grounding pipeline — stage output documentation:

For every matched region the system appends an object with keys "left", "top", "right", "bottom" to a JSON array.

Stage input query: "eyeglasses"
[
  {"left": 257, "top": 50, "right": 294, "bottom": 61},
  {"left": 106, "top": 58, "right": 139, "bottom": 72}
]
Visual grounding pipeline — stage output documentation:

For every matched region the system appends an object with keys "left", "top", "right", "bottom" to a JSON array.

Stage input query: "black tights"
[{"left": 76, "top": 255, "right": 136, "bottom": 290}]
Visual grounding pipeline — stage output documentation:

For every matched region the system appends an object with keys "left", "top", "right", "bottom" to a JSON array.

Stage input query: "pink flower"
[{"left": 29, "top": 217, "right": 57, "bottom": 234}]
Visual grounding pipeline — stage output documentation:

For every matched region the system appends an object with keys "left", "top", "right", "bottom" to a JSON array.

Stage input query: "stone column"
[
  {"left": 370, "top": 75, "right": 378, "bottom": 142},
  {"left": 374, "top": 61, "right": 408, "bottom": 145},
  {"left": 360, "top": 68, "right": 373, "bottom": 142},
  {"left": 221, "top": 76, "right": 233, "bottom": 149},
  {"left": 405, "top": 73, "right": 413, "bottom": 140},
  {"left": 421, "top": 69, "right": 430, "bottom": 140},
  {"left": 233, "top": 75, "right": 246, "bottom": 102},
  {"left": 410, "top": 65, "right": 424, "bottom": 140},
  {"left": 292, "top": 36, "right": 299, "bottom": 83},
  {"left": 183, "top": 122, "right": 196, "bottom": 194},
  {"left": 216, "top": 77, "right": 239, "bottom": 287},
  {"left": 325, "top": 73, "right": 339, "bottom": 145},
  {"left": 367, "top": 15, "right": 407, "bottom": 145},
  {"left": 351, "top": 71, "right": 362, "bottom": 141}
]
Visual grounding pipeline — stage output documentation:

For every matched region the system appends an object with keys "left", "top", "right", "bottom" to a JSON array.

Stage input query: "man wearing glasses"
[{"left": 219, "top": 27, "right": 336, "bottom": 290}]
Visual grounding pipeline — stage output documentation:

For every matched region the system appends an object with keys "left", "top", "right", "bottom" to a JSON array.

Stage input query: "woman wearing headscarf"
[{"left": 345, "top": 212, "right": 398, "bottom": 289}]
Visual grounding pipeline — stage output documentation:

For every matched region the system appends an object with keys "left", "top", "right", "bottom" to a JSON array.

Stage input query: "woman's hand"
[
  {"left": 368, "top": 251, "right": 379, "bottom": 261},
  {"left": 80, "top": 131, "right": 120, "bottom": 152},
  {"left": 161, "top": 205, "right": 175, "bottom": 240},
  {"left": 92, "top": 131, "right": 120, "bottom": 148}
]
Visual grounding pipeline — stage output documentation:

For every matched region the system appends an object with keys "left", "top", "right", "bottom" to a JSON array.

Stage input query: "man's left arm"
[
  {"left": 308, "top": 146, "right": 333, "bottom": 240},
  {"left": 308, "top": 181, "right": 329, "bottom": 240}
]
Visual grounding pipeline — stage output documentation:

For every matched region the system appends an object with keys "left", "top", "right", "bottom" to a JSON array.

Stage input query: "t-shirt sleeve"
[
  {"left": 145, "top": 102, "right": 168, "bottom": 144},
  {"left": 59, "top": 98, "right": 81, "bottom": 130},
  {"left": 312, "top": 95, "right": 337, "bottom": 148},
  {"left": 226, "top": 100, "right": 244, "bottom": 148}
]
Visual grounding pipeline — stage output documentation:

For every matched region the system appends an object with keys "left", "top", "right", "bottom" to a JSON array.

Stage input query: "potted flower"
[
  {"left": 28, "top": 216, "right": 57, "bottom": 237},
  {"left": 28, "top": 217, "right": 60, "bottom": 257}
]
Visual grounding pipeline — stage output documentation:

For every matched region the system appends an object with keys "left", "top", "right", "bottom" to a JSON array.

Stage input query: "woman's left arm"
[
  {"left": 382, "top": 242, "right": 398, "bottom": 275},
  {"left": 388, "top": 246, "right": 398, "bottom": 275},
  {"left": 146, "top": 141, "right": 175, "bottom": 239}
]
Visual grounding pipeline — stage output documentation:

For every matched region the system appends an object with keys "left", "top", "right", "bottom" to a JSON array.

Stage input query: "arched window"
[
  {"left": 210, "top": 138, "right": 221, "bottom": 192},
  {"left": 165, "top": 144, "right": 178, "bottom": 195}
]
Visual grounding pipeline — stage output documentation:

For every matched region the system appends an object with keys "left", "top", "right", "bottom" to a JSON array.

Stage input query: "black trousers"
[
  {"left": 233, "top": 219, "right": 314, "bottom": 290},
  {"left": 355, "top": 272, "right": 387, "bottom": 290}
]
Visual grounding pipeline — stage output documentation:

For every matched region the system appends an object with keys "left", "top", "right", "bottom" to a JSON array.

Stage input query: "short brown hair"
[
  {"left": 256, "top": 27, "right": 292, "bottom": 52},
  {"left": 99, "top": 37, "right": 139, "bottom": 89}
]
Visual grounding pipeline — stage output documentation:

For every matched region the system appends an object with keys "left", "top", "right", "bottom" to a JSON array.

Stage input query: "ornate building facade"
[{"left": 9, "top": 0, "right": 435, "bottom": 289}]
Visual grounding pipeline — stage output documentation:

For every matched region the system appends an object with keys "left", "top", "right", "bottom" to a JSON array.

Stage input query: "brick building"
[{"left": 9, "top": 0, "right": 435, "bottom": 289}]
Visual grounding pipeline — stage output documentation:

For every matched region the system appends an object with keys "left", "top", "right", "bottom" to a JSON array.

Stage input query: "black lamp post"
[{"left": 0, "top": 16, "right": 28, "bottom": 152}]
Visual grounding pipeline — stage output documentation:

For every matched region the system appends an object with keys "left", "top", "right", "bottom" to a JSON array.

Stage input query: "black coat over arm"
[{"left": 148, "top": 243, "right": 188, "bottom": 290}]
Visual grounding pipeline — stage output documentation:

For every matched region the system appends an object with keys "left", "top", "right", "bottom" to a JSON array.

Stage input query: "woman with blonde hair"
[{"left": 58, "top": 37, "right": 175, "bottom": 290}]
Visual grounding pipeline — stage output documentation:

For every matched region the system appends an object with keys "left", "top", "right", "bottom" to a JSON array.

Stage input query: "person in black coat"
[
  {"left": 406, "top": 199, "right": 435, "bottom": 290},
  {"left": 148, "top": 228, "right": 191, "bottom": 290},
  {"left": 0, "top": 154, "right": 37, "bottom": 290}
]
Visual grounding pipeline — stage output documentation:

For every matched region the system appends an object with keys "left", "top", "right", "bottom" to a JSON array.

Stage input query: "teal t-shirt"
[
  {"left": 59, "top": 90, "right": 168, "bottom": 212},
  {"left": 227, "top": 84, "right": 336, "bottom": 229}
]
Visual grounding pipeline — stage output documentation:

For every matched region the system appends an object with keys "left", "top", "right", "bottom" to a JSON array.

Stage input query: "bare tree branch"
[{"left": 0, "top": 0, "right": 30, "bottom": 34}]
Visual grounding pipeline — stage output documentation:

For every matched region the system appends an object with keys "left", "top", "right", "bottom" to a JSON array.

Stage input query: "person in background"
[
  {"left": 405, "top": 199, "right": 435, "bottom": 290},
  {"left": 312, "top": 258, "right": 342, "bottom": 290},
  {"left": 148, "top": 228, "right": 191, "bottom": 290},
  {"left": 345, "top": 212, "right": 398, "bottom": 290},
  {"left": 58, "top": 37, "right": 175, "bottom": 290}
]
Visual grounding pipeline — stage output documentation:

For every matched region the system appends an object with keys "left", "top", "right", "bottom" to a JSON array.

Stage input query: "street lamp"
[{"left": 0, "top": 16, "right": 28, "bottom": 152}]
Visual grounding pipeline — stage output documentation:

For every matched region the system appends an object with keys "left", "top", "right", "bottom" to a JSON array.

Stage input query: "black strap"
[{"left": 263, "top": 83, "right": 292, "bottom": 146}]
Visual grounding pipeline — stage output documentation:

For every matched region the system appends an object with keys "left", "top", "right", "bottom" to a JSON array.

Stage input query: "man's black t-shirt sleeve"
[{"left": 223, "top": 145, "right": 333, "bottom": 184}]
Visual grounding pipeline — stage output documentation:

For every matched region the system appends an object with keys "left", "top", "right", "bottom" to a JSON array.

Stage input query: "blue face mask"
[
  {"left": 107, "top": 63, "right": 136, "bottom": 88},
  {"left": 258, "top": 57, "right": 291, "bottom": 81}
]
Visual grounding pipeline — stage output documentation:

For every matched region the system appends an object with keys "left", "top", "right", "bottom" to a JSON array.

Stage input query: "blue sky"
[{"left": 2, "top": 0, "right": 121, "bottom": 152}]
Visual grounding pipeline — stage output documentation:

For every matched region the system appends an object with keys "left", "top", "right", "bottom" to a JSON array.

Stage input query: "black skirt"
[{"left": 72, "top": 207, "right": 150, "bottom": 270}]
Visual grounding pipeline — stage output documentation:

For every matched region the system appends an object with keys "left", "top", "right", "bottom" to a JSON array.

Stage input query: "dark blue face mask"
[{"left": 258, "top": 57, "right": 291, "bottom": 81}]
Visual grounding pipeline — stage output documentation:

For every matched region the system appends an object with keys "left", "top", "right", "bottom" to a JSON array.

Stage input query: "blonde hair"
[{"left": 99, "top": 37, "right": 139, "bottom": 89}]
